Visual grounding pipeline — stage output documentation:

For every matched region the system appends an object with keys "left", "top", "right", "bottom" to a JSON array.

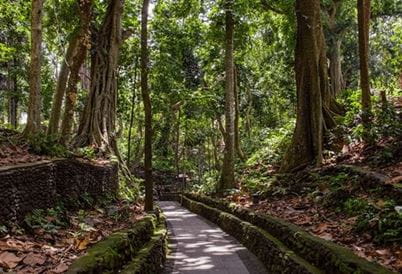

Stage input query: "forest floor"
[
  {"left": 0, "top": 199, "right": 143, "bottom": 273},
  {"left": 0, "top": 128, "right": 145, "bottom": 273},
  {"left": 230, "top": 137, "right": 402, "bottom": 272},
  {"left": 0, "top": 129, "right": 50, "bottom": 166}
]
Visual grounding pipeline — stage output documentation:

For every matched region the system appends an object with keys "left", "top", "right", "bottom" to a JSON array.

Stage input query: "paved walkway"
[{"left": 159, "top": 201, "right": 267, "bottom": 274}]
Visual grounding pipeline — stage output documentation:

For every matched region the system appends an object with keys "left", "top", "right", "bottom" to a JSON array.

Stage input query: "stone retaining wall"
[
  {"left": 0, "top": 159, "right": 118, "bottom": 224},
  {"left": 182, "top": 193, "right": 395, "bottom": 274}
]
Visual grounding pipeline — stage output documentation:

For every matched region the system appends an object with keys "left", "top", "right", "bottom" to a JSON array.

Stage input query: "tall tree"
[
  {"left": 60, "top": 0, "right": 93, "bottom": 144},
  {"left": 7, "top": 59, "right": 18, "bottom": 129},
  {"left": 280, "top": 0, "right": 328, "bottom": 172},
  {"left": 234, "top": 66, "right": 245, "bottom": 161},
  {"left": 25, "top": 0, "right": 44, "bottom": 135},
  {"left": 326, "top": 0, "right": 346, "bottom": 96},
  {"left": 357, "top": 0, "right": 372, "bottom": 136},
  {"left": 74, "top": 0, "right": 124, "bottom": 151},
  {"left": 127, "top": 56, "right": 139, "bottom": 166},
  {"left": 219, "top": 0, "right": 236, "bottom": 193},
  {"left": 47, "top": 32, "right": 79, "bottom": 136},
  {"left": 141, "top": 0, "right": 153, "bottom": 211}
]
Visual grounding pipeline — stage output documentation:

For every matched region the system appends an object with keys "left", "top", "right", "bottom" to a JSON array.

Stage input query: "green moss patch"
[
  {"left": 120, "top": 226, "right": 168, "bottom": 274},
  {"left": 183, "top": 193, "right": 395, "bottom": 274},
  {"left": 67, "top": 215, "right": 157, "bottom": 274}
]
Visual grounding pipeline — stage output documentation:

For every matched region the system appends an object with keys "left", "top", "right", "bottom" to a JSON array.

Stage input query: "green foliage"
[
  {"left": 191, "top": 170, "right": 219, "bottom": 194},
  {"left": 77, "top": 146, "right": 97, "bottom": 159},
  {"left": 356, "top": 201, "right": 402, "bottom": 244},
  {"left": 24, "top": 207, "right": 68, "bottom": 233},
  {"left": 338, "top": 89, "right": 402, "bottom": 142},
  {"left": 118, "top": 175, "right": 141, "bottom": 202},
  {"left": 343, "top": 198, "right": 370, "bottom": 216},
  {"left": 28, "top": 133, "right": 69, "bottom": 157},
  {"left": 245, "top": 120, "right": 294, "bottom": 166}
]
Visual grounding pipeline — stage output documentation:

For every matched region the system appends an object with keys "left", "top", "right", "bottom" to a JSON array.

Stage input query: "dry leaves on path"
[{"left": 0, "top": 201, "right": 144, "bottom": 273}]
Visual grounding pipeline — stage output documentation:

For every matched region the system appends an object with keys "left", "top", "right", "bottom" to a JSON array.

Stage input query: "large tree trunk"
[
  {"left": 60, "top": 0, "right": 92, "bottom": 144},
  {"left": 73, "top": 0, "right": 124, "bottom": 151},
  {"left": 219, "top": 0, "right": 236, "bottom": 193},
  {"left": 280, "top": 0, "right": 327, "bottom": 172},
  {"left": 25, "top": 0, "right": 44, "bottom": 136},
  {"left": 47, "top": 31, "right": 80, "bottom": 136},
  {"left": 141, "top": 0, "right": 153, "bottom": 212},
  {"left": 357, "top": 0, "right": 372, "bottom": 134}
]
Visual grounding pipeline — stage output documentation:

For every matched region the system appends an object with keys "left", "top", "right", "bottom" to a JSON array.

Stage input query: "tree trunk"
[
  {"left": 219, "top": 0, "right": 236, "bottom": 193},
  {"left": 329, "top": 39, "right": 345, "bottom": 96},
  {"left": 7, "top": 60, "right": 18, "bottom": 129},
  {"left": 280, "top": 0, "right": 327, "bottom": 172},
  {"left": 25, "top": 0, "right": 44, "bottom": 136},
  {"left": 141, "top": 0, "right": 153, "bottom": 212},
  {"left": 357, "top": 0, "right": 372, "bottom": 134},
  {"left": 174, "top": 108, "right": 181, "bottom": 176},
  {"left": 327, "top": 0, "right": 345, "bottom": 96},
  {"left": 211, "top": 119, "right": 220, "bottom": 171},
  {"left": 234, "top": 66, "right": 245, "bottom": 160},
  {"left": 73, "top": 0, "right": 124, "bottom": 152},
  {"left": 60, "top": 0, "right": 92, "bottom": 144},
  {"left": 127, "top": 57, "right": 139, "bottom": 166},
  {"left": 47, "top": 31, "right": 80, "bottom": 136},
  {"left": 245, "top": 85, "right": 252, "bottom": 138}
]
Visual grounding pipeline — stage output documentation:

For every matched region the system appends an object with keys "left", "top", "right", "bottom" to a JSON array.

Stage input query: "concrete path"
[{"left": 159, "top": 201, "right": 267, "bottom": 274}]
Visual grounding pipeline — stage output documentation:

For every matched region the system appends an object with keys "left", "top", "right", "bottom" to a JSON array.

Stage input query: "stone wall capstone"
[{"left": 0, "top": 159, "right": 118, "bottom": 224}]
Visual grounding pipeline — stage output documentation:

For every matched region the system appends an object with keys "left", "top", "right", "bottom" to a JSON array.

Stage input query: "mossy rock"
[{"left": 183, "top": 193, "right": 395, "bottom": 274}]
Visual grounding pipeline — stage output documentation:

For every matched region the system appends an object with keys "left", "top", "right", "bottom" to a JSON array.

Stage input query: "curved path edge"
[{"left": 159, "top": 201, "right": 267, "bottom": 274}]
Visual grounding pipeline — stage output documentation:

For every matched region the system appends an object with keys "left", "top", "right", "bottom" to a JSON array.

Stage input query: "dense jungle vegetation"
[{"left": 0, "top": 0, "right": 401, "bottom": 272}]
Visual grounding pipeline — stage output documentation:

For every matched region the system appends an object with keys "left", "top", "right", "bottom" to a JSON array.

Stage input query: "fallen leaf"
[
  {"left": 51, "top": 263, "right": 68, "bottom": 273},
  {"left": 0, "top": 251, "right": 23, "bottom": 269},
  {"left": 319, "top": 232, "right": 333, "bottom": 241},
  {"left": 23, "top": 252, "right": 46, "bottom": 266},
  {"left": 314, "top": 223, "right": 328, "bottom": 234},
  {"left": 76, "top": 237, "right": 90, "bottom": 250}
]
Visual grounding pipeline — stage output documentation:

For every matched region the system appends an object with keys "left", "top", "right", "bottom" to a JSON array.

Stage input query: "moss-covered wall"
[
  {"left": 68, "top": 212, "right": 167, "bottom": 274},
  {"left": 181, "top": 195, "right": 320, "bottom": 274},
  {"left": 183, "top": 194, "right": 395, "bottom": 274},
  {"left": 0, "top": 159, "right": 118, "bottom": 224}
]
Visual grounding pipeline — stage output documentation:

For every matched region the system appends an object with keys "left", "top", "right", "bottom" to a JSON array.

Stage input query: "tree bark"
[
  {"left": 7, "top": 60, "right": 18, "bottom": 129},
  {"left": 174, "top": 107, "right": 181, "bottom": 176},
  {"left": 357, "top": 0, "right": 372, "bottom": 134},
  {"left": 234, "top": 66, "right": 245, "bottom": 161},
  {"left": 73, "top": 0, "right": 124, "bottom": 151},
  {"left": 127, "top": 57, "right": 139, "bottom": 166},
  {"left": 141, "top": 0, "right": 153, "bottom": 212},
  {"left": 47, "top": 31, "right": 80, "bottom": 136},
  {"left": 280, "top": 0, "right": 326, "bottom": 172},
  {"left": 219, "top": 0, "right": 236, "bottom": 193},
  {"left": 327, "top": 0, "right": 345, "bottom": 96},
  {"left": 60, "top": 0, "right": 92, "bottom": 144},
  {"left": 329, "top": 39, "right": 345, "bottom": 96},
  {"left": 25, "top": 0, "right": 44, "bottom": 136}
]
